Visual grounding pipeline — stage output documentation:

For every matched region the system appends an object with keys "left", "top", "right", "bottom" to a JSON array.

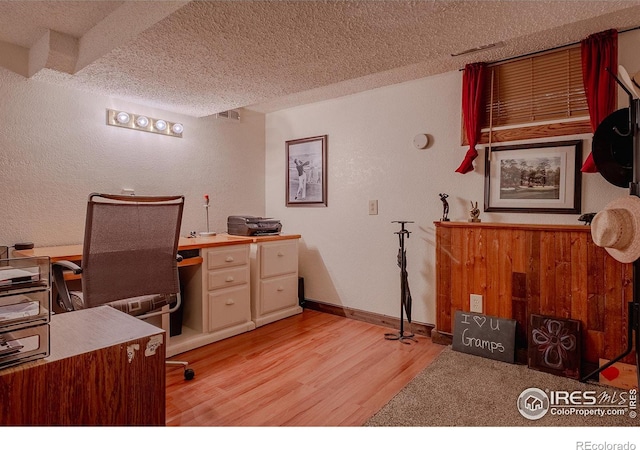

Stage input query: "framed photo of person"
[{"left": 286, "top": 135, "right": 327, "bottom": 207}]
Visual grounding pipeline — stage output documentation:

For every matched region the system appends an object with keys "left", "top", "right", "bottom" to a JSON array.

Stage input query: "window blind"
[{"left": 482, "top": 46, "right": 588, "bottom": 129}]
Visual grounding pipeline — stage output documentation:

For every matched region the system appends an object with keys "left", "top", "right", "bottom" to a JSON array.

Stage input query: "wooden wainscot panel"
[{"left": 434, "top": 221, "right": 635, "bottom": 366}]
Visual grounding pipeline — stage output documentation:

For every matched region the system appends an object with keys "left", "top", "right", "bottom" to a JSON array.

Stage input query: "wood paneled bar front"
[{"left": 434, "top": 221, "right": 635, "bottom": 366}]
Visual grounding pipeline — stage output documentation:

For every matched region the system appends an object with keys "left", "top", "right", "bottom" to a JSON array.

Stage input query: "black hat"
[{"left": 592, "top": 108, "right": 633, "bottom": 188}]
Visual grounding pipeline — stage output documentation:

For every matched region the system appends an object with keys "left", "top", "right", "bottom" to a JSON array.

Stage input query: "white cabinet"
[
  {"left": 204, "top": 245, "right": 253, "bottom": 333},
  {"left": 250, "top": 239, "right": 302, "bottom": 327},
  {"left": 166, "top": 243, "right": 254, "bottom": 357},
  {"left": 163, "top": 237, "right": 301, "bottom": 356}
]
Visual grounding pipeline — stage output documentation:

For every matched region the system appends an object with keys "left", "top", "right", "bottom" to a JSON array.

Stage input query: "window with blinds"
[{"left": 481, "top": 46, "right": 589, "bottom": 129}]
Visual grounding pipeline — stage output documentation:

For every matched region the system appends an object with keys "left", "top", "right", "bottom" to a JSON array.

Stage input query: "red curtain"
[
  {"left": 581, "top": 29, "right": 618, "bottom": 173},
  {"left": 456, "top": 63, "right": 486, "bottom": 174}
]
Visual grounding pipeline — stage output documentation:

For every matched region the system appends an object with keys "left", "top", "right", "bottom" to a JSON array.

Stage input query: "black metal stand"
[
  {"left": 385, "top": 221, "right": 417, "bottom": 344},
  {"left": 581, "top": 82, "right": 640, "bottom": 388}
]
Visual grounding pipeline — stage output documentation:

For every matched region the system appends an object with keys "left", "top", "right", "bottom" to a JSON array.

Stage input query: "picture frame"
[
  {"left": 286, "top": 135, "right": 327, "bottom": 207},
  {"left": 528, "top": 314, "right": 581, "bottom": 380},
  {"left": 484, "top": 140, "right": 582, "bottom": 214}
]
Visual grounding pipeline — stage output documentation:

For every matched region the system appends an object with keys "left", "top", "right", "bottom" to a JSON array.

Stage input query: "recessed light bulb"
[
  {"left": 155, "top": 119, "right": 167, "bottom": 131},
  {"left": 171, "top": 123, "right": 184, "bottom": 134},
  {"left": 136, "top": 116, "right": 149, "bottom": 127},
  {"left": 116, "top": 112, "right": 130, "bottom": 124}
]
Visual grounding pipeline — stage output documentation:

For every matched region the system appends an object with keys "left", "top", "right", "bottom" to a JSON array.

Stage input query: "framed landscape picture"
[
  {"left": 286, "top": 135, "right": 327, "bottom": 207},
  {"left": 484, "top": 140, "right": 582, "bottom": 214}
]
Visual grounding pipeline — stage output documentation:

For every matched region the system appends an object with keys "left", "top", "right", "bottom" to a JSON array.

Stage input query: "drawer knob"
[
  {"left": 277, "top": 286, "right": 284, "bottom": 292},
  {"left": 277, "top": 251, "right": 284, "bottom": 257},
  {"left": 225, "top": 276, "right": 234, "bottom": 282},
  {"left": 225, "top": 256, "right": 235, "bottom": 262},
  {"left": 225, "top": 299, "right": 235, "bottom": 305}
]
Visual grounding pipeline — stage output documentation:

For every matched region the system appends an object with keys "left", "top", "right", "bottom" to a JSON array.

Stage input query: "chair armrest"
[
  {"left": 52, "top": 260, "right": 82, "bottom": 275},
  {"left": 51, "top": 260, "right": 82, "bottom": 312}
]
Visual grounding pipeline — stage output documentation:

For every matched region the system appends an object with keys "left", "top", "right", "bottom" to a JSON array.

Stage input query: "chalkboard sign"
[{"left": 452, "top": 310, "right": 516, "bottom": 363}]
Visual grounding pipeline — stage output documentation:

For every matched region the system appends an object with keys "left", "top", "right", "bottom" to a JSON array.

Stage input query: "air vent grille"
[{"left": 216, "top": 110, "right": 240, "bottom": 121}]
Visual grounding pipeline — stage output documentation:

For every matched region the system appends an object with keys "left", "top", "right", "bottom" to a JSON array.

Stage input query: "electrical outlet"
[
  {"left": 368, "top": 200, "right": 378, "bottom": 215},
  {"left": 470, "top": 294, "right": 483, "bottom": 313}
]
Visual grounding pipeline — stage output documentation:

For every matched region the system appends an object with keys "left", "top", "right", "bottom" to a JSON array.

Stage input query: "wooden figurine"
[
  {"left": 469, "top": 201, "right": 481, "bottom": 223},
  {"left": 439, "top": 193, "right": 450, "bottom": 221}
]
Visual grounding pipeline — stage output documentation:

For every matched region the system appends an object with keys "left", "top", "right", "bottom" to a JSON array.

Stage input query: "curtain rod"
[{"left": 458, "top": 25, "right": 640, "bottom": 70}]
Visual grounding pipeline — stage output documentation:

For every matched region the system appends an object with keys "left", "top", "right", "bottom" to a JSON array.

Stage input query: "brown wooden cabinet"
[
  {"left": 0, "top": 306, "right": 166, "bottom": 425},
  {"left": 435, "top": 221, "right": 635, "bottom": 366}
]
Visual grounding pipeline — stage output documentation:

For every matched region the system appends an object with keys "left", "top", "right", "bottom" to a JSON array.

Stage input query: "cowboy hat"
[
  {"left": 591, "top": 195, "right": 640, "bottom": 263},
  {"left": 591, "top": 108, "right": 633, "bottom": 188},
  {"left": 618, "top": 65, "right": 640, "bottom": 99}
]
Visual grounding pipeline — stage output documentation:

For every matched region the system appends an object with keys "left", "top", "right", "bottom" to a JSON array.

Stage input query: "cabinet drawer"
[
  {"left": 0, "top": 323, "right": 50, "bottom": 369},
  {"left": 207, "top": 266, "right": 249, "bottom": 291},
  {"left": 208, "top": 285, "right": 250, "bottom": 332},
  {"left": 259, "top": 275, "right": 299, "bottom": 316},
  {"left": 260, "top": 241, "right": 298, "bottom": 278},
  {"left": 0, "top": 289, "right": 50, "bottom": 332},
  {"left": 206, "top": 245, "right": 249, "bottom": 270}
]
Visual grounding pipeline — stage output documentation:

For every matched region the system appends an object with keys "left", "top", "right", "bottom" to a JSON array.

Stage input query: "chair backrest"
[{"left": 81, "top": 193, "right": 184, "bottom": 308}]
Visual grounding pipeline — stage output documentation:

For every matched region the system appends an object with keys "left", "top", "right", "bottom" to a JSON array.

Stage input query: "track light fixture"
[{"left": 106, "top": 109, "right": 183, "bottom": 138}]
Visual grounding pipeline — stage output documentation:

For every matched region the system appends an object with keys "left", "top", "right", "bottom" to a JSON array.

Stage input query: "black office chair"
[{"left": 52, "top": 193, "right": 194, "bottom": 380}]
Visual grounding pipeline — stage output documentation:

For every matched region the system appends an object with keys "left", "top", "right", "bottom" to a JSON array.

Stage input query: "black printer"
[{"left": 227, "top": 216, "right": 282, "bottom": 236}]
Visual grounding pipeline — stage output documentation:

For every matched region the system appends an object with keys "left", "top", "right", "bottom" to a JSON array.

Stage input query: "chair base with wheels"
[{"left": 167, "top": 361, "right": 195, "bottom": 380}]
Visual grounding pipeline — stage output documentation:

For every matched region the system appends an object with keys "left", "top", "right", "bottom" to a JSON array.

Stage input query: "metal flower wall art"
[{"left": 528, "top": 315, "right": 581, "bottom": 379}]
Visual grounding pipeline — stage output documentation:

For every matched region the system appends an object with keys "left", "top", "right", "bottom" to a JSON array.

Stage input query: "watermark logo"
[
  {"left": 517, "top": 387, "right": 637, "bottom": 421},
  {"left": 576, "top": 442, "right": 636, "bottom": 450},
  {"left": 517, "top": 387, "right": 549, "bottom": 420}
]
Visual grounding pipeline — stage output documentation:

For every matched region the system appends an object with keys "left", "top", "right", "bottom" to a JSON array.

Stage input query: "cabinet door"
[
  {"left": 259, "top": 275, "right": 299, "bottom": 316},
  {"left": 51, "top": 333, "right": 165, "bottom": 425},
  {"left": 208, "top": 285, "right": 251, "bottom": 332},
  {"left": 260, "top": 241, "right": 298, "bottom": 278},
  {"left": 0, "top": 333, "right": 165, "bottom": 425}
]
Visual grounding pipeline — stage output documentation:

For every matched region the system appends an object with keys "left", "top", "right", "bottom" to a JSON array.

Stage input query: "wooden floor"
[{"left": 165, "top": 309, "right": 444, "bottom": 426}]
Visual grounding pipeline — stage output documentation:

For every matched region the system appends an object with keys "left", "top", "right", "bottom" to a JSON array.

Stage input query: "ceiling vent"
[
  {"left": 216, "top": 110, "right": 241, "bottom": 121},
  {"left": 451, "top": 41, "right": 504, "bottom": 57}
]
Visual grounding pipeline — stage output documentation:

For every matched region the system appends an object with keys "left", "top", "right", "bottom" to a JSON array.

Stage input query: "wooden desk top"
[{"left": 15, "top": 233, "right": 302, "bottom": 261}]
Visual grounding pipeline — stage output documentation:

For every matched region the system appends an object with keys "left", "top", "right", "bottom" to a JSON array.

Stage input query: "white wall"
[
  {"left": 0, "top": 68, "right": 266, "bottom": 247},
  {"left": 265, "top": 30, "right": 640, "bottom": 326}
]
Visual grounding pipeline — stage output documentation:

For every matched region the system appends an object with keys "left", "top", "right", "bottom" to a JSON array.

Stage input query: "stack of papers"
[
  {"left": 0, "top": 298, "right": 40, "bottom": 321},
  {"left": 0, "top": 268, "right": 39, "bottom": 287}
]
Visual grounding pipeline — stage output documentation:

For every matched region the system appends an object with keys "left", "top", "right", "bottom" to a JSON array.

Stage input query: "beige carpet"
[{"left": 365, "top": 346, "right": 638, "bottom": 427}]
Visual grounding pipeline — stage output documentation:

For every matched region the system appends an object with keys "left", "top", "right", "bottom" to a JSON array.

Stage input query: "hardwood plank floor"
[{"left": 165, "top": 309, "right": 444, "bottom": 426}]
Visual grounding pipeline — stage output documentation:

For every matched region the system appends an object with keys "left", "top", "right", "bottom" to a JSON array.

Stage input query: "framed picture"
[
  {"left": 528, "top": 314, "right": 581, "bottom": 380},
  {"left": 286, "top": 135, "right": 327, "bottom": 207},
  {"left": 484, "top": 140, "right": 582, "bottom": 214}
]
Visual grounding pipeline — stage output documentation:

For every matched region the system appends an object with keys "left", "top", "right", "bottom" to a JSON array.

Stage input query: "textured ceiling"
[{"left": 1, "top": 1, "right": 640, "bottom": 117}]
